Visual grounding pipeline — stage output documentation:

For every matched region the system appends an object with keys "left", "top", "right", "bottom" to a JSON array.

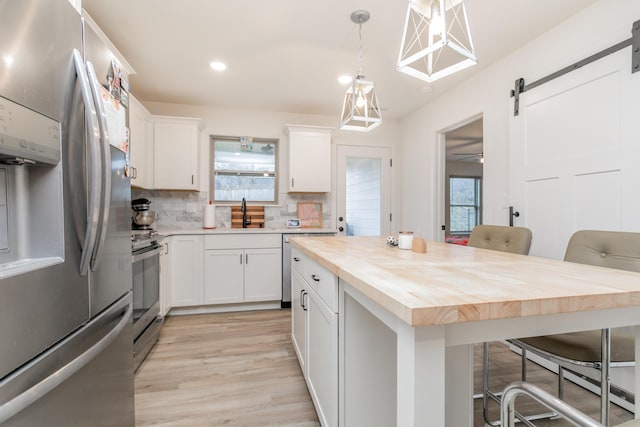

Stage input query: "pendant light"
[
  {"left": 397, "top": 0, "right": 477, "bottom": 83},
  {"left": 340, "top": 10, "right": 382, "bottom": 132}
]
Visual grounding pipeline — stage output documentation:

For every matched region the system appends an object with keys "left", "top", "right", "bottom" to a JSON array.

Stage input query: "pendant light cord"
[{"left": 358, "top": 21, "right": 363, "bottom": 78}]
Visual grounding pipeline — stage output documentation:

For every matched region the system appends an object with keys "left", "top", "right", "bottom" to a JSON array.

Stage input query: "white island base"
[
  {"left": 288, "top": 236, "right": 640, "bottom": 427},
  {"left": 340, "top": 281, "right": 640, "bottom": 427}
]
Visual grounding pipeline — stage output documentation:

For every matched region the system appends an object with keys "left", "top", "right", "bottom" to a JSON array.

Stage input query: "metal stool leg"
[{"left": 600, "top": 328, "right": 611, "bottom": 426}]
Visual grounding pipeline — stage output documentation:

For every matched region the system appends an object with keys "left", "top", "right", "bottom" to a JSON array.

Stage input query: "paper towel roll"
[{"left": 203, "top": 202, "right": 216, "bottom": 229}]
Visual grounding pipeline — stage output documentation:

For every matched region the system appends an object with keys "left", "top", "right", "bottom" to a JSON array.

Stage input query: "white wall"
[
  {"left": 399, "top": 0, "right": 640, "bottom": 240},
  {"left": 142, "top": 102, "right": 399, "bottom": 230}
]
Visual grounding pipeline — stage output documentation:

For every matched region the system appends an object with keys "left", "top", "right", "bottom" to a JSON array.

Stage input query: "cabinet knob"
[
  {"left": 338, "top": 226, "right": 344, "bottom": 232},
  {"left": 293, "top": 257, "right": 301, "bottom": 262},
  {"left": 311, "top": 274, "right": 320, "bottom": 282}
]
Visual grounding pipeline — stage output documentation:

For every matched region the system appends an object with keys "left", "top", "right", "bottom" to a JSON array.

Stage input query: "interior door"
[
  {"left": 509, "top": 48, "right": 640, "bottom": 259},
  {"left": 336, "top": 146, "right": 391, "bottom": 236}
]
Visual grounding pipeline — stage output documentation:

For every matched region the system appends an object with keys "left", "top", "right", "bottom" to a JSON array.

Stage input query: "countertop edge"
[
  {"left": 289, "top": 236, "right": 640, "bottom": 328},
  {"left": 159, "top": 227, "right": 337, "bottom": 236}
]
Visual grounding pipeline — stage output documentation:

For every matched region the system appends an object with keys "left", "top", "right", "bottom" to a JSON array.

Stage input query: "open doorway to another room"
[{"left": 442, "top": 117, "right": 483, "bottom": 245}]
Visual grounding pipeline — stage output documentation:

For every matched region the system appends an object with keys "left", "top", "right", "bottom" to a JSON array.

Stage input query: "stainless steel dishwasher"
[{"left": 282, "top": 232, "right": 335, "bottom": 308}]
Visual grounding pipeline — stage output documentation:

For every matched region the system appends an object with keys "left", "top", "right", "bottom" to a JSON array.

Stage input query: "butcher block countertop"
[{"left": 289, "top": 236, "right": 640, "bottom": 327}]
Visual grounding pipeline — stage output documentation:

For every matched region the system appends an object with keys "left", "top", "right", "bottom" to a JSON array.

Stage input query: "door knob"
[{"left": 509, "top": 206, "right": 520, "bottom": 226}]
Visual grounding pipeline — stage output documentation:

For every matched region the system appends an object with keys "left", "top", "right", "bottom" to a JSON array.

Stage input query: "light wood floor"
[
  {"left": 134, "top": 309, "right": 318, "bottom": 426},
  {"left": 135, "top": 309, "right": 633, "bottom": 426}
]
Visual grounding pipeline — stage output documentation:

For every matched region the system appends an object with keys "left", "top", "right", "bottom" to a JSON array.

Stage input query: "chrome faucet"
[{"left": 241, "top": 197, "right": 251, "bottom": 228}]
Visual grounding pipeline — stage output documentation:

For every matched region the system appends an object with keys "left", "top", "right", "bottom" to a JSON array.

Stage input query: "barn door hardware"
[{"left": 510, "top": 19, "right": 640, "bottom": 116}]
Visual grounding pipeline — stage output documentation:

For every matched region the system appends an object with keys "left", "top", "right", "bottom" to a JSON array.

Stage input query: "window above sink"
[{"left": 210, "top": 135, "right": 278, "bottom": 203}]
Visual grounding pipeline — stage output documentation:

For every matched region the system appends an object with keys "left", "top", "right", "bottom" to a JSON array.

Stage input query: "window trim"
[
  {"left": 209, "top": 135, "right": 279, "bottom": 204},
  {"left": 449, "top": 175, "right": 482, "bottom": 235}
]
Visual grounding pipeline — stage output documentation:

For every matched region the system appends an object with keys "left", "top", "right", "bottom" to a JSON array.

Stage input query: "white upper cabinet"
[
  {"left": 128, "top": 95, "right": 153, "bottom": 189},
  {"left": 286, "top": 125, "right": 332, "bottom": 193},
  {"left": 153, "top": 116, "right": 200, "bottom": 190}
]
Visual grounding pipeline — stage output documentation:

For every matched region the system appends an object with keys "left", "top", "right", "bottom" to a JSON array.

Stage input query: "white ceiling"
[{"left": 82, "top": 0, "right": 598, "bottom": 121}]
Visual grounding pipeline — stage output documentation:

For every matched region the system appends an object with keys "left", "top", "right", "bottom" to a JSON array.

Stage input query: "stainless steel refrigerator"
[{"left": 0, "top": 0, "right": 134, "bottom": 425}]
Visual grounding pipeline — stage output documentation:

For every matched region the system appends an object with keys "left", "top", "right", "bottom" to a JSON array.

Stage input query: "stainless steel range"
[{"left": 132, "top": 228, "right": 164, "bottom": 371}]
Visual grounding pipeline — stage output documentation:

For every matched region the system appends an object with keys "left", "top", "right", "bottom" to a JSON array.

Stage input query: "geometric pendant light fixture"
[
  {"left": 397, "top": 0, "right": 477, "bottom": 83},
  {"left": 340, "top": 10, "right": 382, "bottom": 132}
]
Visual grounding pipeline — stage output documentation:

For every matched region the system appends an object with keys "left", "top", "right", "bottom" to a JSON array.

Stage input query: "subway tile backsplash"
[{"left": 131, "top": 189, "right": 332, "bottom": 230}]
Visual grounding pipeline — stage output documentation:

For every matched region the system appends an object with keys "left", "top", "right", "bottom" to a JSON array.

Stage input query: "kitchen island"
[{"left": 289, "top": 235, "right": 640, "bottom": 427}]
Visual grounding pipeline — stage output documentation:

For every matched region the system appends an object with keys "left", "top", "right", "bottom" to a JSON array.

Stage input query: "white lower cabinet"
[
  {"left": 167, "top": 233, "right": 283, "bottom": 309},
  {"left": 203, "top": 234, "right": 282, "bottom": 304},
  {"left": 244, "top": 248, "right": 282, "bottom": 301},
  {"left": 170, "top": 235, "right": 204, "bottom": 307},
  {"left": 159, "top": 237, "right": 172, "bottom": 316},
  {"left": 291, "top": 268, "right": 307, "bottom": 371},
  {"left": 307, "top": 287, "right": 338, "bottom": 427},
  {"left": 204, "top": 249, "right": 244, "bottom": 304},
  {"left": 291, "top": 248, "right": 338, "bottom": 427}
]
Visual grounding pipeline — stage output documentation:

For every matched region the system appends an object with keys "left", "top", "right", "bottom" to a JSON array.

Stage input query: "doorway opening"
[{"left": 441, "top": 116, "right": 483, "bottom": 244}]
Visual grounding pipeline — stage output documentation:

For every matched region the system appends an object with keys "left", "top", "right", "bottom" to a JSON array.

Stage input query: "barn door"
[{"left": 509, "top": 48, "right": 640, "bottom": 259}]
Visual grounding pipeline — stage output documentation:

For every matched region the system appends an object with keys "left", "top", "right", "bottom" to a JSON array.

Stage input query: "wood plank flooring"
[
  {"left": 134, "top": 309, "right": 319, "bottom": 426},
  {"left": 135, "top": 309, "right": 633, "bottom": 426}
]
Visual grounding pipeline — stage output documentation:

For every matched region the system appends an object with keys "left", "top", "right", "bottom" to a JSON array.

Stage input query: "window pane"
[
  {"left": 450, "top": 206, "right": 477, "bottom": 233},
  {"left": 345, "top": 157, "right": 381, "bottom": 236},
  {"left": 449, "top": 176, "right": 481, "bottom": 234},
  {"left": 450, "top": 177, "right": 476, "bottom": 204},
  {"left": 214, "top": 174, "right": 274, "bottom": 202},
  {"left": 211, "top": 136, "right": 278, "bottom": 202},
  {"left": 214, "top": 139, "right": 275, "bottom": 173}
]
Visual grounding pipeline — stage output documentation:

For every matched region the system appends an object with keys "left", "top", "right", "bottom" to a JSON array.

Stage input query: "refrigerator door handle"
[
  {"left": 0, "top": 302, "right": 132, "bottom": 424},
  {"left": 85, "top": 61, "right": 111, "bottom": 272},
  {"left": 72, "top": 49, "right": 102, "bottom": 277}
]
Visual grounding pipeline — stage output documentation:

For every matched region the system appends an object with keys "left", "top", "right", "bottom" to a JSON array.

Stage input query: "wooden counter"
[
  {"left": 289, "top": 235, "right": 640, "bottom": 327},
  {"left": 289, "top": 235, "right": 640, "bottom": 427}
]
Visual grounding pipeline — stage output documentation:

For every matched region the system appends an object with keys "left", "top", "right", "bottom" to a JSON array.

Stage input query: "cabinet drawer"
[
  {"left": 305, "top": 257, "right": 338, "bottom": 312},
  {"left": 291, "top": 247, "right": 305, "bottom": 275},
  {"left": 204, "top": 233, "right": 281, "bottom": 249}
]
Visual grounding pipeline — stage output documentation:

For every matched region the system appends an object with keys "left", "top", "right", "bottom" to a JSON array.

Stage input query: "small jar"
[{"left": 398, "top": 231, "right": 414, "bottom": 250}]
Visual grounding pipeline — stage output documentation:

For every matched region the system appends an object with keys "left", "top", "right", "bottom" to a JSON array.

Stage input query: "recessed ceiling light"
[
  {"left": 338, "top": 75, "right": 352, "bottom": 85},
  {"left": 210, "top": 61, "right": 227, "bottom": 71}
]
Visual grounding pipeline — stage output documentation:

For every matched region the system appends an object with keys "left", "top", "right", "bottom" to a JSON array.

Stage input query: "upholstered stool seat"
[
  {"left": 467, "top": 224, "right": 532, "bottom": 255},
  {"left": 517, "top": 330, "right": 634, "bottom": 364}
]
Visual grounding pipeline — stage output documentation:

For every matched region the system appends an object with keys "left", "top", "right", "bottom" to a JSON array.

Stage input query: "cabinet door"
[
  {"left": 307, "top": 288, "right": 338, "bottom": 427},
  {"left": 244, "top": 248, "right": 282, "bottom": 302},
  {"left": 170, "top": 235, "right": 204, "bottom": 307},
  {"left": 288, "top": 128, "right": 331, "bottom": 193},
  {"left": 128, "top": 95, "right": 151, "bottom": 188},
  {"left": 291, "top": 269, "right": 307, "bottom": 371},
  {"left": 153, "top": 119, "right": 199, "bottom": 190},
  {"left": 159, "top": 238, "right": 172, "bottom": 316},
  {"left": 203, "top": 249, "right": 244, "bottom": 304}
]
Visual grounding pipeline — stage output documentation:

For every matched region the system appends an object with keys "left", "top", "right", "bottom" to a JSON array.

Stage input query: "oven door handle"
[{"left": 132, "top": 245, "right": 164, "bottom": 263}]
